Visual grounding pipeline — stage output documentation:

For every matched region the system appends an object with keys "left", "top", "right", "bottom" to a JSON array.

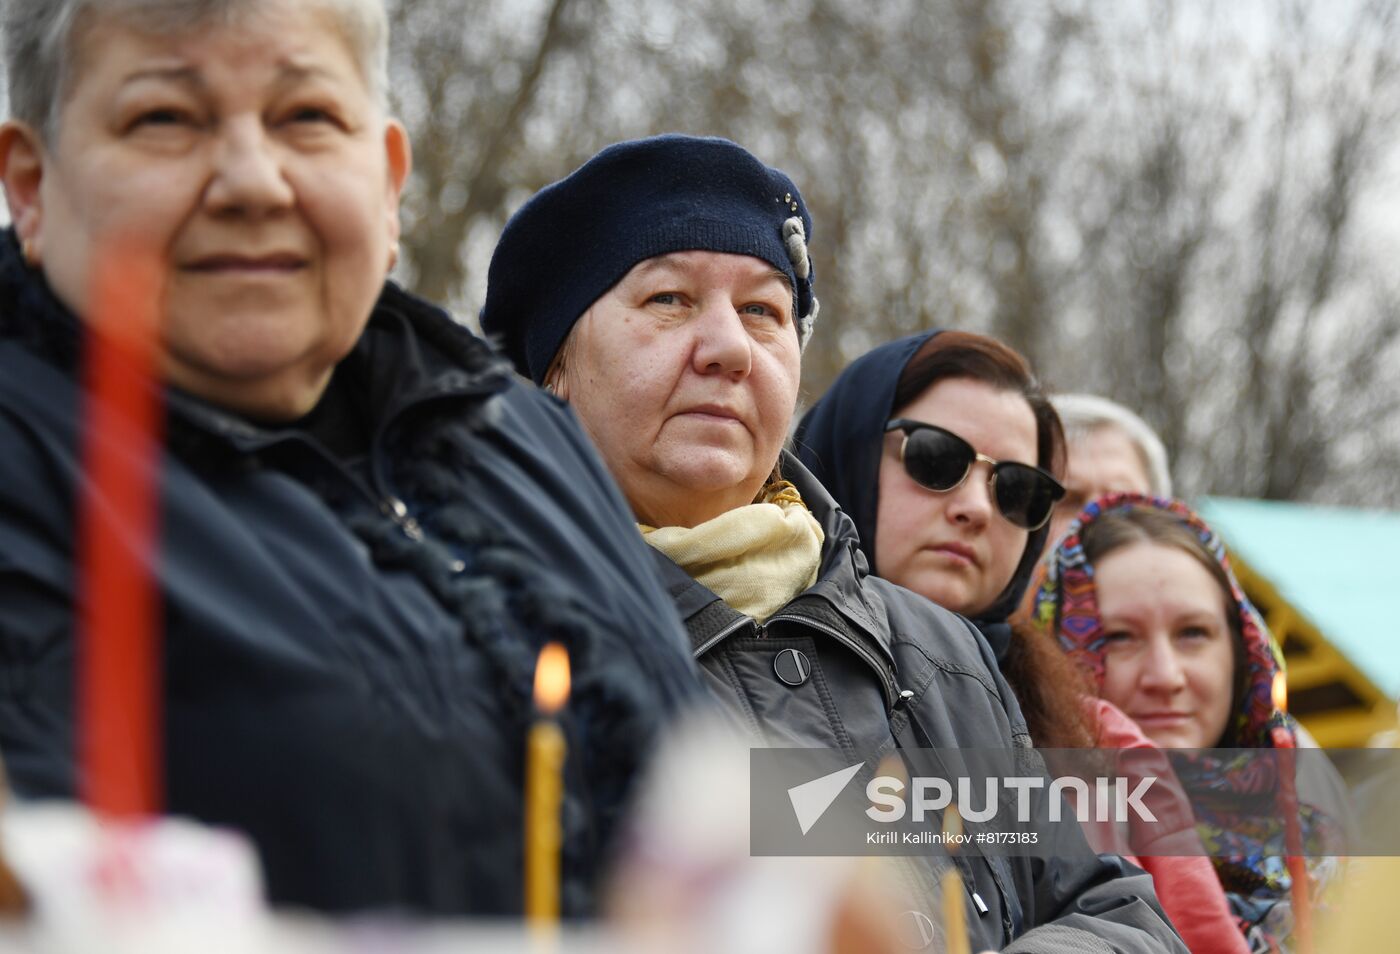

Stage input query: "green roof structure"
[{"left": 1196, "top": 496, "right": 1400, "bottom": 747}]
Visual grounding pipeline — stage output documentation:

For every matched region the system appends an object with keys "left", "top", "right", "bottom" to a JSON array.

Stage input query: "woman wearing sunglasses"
[
  {"left": 797, "top": 331, "right": 1087, "bottom": 745},
  {"left": 481, "top": 135, "right": 1186, "bottom": 953},
  {"left": 797, "top": 331, "right": 1249, "bottom": 954}
]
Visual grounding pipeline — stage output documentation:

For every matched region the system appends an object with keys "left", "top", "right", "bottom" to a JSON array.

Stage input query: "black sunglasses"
[{"left": 885, "top": 419, "right": 1065, "bottom": 531}]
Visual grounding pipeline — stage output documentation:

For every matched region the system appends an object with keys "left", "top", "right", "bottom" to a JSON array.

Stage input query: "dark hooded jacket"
[
  {"left": 794, "top": 331, "right": 1049, "bottom": 662},
  {"left": 0, "top": 232, "right": 700, "bottom": 916},
  {"left": 652, "top": 451, "right": 1187, "bottom": 953}
]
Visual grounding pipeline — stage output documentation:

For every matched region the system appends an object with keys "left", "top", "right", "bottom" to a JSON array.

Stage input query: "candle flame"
[
  {"left": 874, "top": 753, "right": 909, "bottom": 786},
  {"left": 534, "top": 643, "right": 570, "bottom": 714},
  {"left": 943, "top": 802, "right": 962, "bottom": 840},
  {"left": 1272, "top": 671, "right": 1288, "bottom": 714}
]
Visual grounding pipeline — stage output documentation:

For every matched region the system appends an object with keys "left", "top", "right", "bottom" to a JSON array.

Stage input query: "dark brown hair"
[
  {"left": 1004, "top": 621, "right": 1097, "bottom": 748},
  {"left": 1080, "top": 507, "right": 1247, "bottom": 746},
  {"left": 893, "top": 330, "right": 1066, "bottom": 480}
]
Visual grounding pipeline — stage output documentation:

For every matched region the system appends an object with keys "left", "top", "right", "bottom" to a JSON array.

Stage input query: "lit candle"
[
  {"left": 1270, "top": 672, "right": 1313, "bottom": 954},
  {"left": 941, "top": 804, "right": 971, "bottom": 954},
  {"left": 525, "top": 643, "right": 570, "bottom": 930}
]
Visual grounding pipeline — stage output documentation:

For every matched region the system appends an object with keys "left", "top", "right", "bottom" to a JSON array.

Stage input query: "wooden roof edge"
[{"left": 1223, "top": 547, "right": 1389, "bottom": 708}]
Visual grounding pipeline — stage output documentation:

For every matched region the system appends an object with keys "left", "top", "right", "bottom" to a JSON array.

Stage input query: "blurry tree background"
[
  {"left": 3, "top": 1, "right": 1389, "bottom": 505},
  {"left": 387, "top": 0, "right": 1400, "bottom": 508}
]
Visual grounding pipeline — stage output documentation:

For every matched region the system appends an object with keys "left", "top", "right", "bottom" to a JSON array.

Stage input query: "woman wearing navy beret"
[{"left": 481, "top": 133, "right": 1188, "bottom": 953}]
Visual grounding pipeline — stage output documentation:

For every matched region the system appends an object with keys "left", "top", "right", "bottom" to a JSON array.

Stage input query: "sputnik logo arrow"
[{"left": 787, "top": 762, "right": 863, "bottom": 835}]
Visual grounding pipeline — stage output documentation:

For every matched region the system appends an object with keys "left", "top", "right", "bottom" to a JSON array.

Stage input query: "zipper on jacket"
[
  {"left": 691, "top": 615, "right": 759, "bottom": 658},
  {"left": 366, "top": 387, "right": 478, "bottom": 542},
  {"left": 246, "top": 432, "right": 427, "bottom": 545},
  {"left": 767, "top": 610, "right": 898, "bottom": 711},
  {"left": 380, "top": 496, "right": 424, "bottom": 541}
]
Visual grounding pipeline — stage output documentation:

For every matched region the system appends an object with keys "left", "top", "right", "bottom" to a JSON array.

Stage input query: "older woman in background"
[
  {"left": 481, "top": 133, "right": 1188, "bottom": 954},
  {"left": 0, "top": 0, "right": 698, "bottom": 915},
  {"left": 1047, "top": 393, "right": 1173, "bottom": 546}
]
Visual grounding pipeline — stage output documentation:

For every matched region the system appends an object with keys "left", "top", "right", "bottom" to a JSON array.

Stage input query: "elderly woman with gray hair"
[
  {"left": 481, "top": 134, "right": 1188, "bottom": 954},
  {"left": 0, "top": 0, "right": 699, "bottom": 916},
  {"left": 1047, "top": 394, "right": 1174, "bottom": 546}
]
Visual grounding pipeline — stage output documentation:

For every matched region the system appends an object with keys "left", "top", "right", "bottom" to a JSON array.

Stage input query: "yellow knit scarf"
[{"left": 640, "top": 481, "right": 825, "bottom": 622}]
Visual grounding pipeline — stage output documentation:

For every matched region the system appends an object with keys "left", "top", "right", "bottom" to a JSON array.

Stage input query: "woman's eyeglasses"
[{"left": 885, "top": 419, "right": 1065, "bottom": 531}]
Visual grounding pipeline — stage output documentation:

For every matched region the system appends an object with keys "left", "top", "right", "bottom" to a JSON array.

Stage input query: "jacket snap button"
[{"left": 773, "top": 647, "right": 811, "bottom": 687}]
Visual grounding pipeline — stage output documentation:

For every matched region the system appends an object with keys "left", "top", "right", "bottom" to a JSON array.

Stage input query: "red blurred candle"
[
  {"left": 1271, "top": 673, "right": 1312, "bottom": 954},
  {"left": 77, "top": 247, "right": 164, "bottom": 818}
]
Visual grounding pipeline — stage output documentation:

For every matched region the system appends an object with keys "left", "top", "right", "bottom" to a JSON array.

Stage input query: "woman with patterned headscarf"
[{"left": 1033, "top": 493, "right": 1351, "bottom": 951}]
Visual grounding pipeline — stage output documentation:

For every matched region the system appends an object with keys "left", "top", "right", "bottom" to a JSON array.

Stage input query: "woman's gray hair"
[
  {"left": 1051, "top": 392, "right": 1174, "bottom": 497},
  {"left": 3, "top": 0, "right": 389, "bottom": 140}
]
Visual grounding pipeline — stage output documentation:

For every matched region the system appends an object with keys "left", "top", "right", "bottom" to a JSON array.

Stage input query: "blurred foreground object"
[
  {"left": 0, "top": 769, "right": 27, "bottom": 918},
  {"left": 1316, "top": 857, "right": 1400, "bottom": 951},
  {"left": 608, "top": 716, "right": 910, "bottom": 954},
  {"left": 0, "top": 804, "right": 267, "bottom": 954},
  {"left": 76, "top": 249, "right": 164, "bottom": 821}
]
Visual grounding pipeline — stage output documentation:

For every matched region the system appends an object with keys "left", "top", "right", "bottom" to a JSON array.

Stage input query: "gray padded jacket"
[{"left": 649, "top": 453, "right": 1189, "bottom": 953}]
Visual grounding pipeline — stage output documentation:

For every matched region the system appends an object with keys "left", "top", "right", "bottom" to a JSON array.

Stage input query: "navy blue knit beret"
[{"left": 479, "top": 134, "right": 818, "bottom": 384}]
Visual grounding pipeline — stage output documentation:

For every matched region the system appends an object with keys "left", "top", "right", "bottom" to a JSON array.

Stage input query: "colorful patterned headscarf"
[
  {"left": 1031, "top": 493, "right": 1345, "bottom": 937},
  {"left": 1032, "top": 492, "right": 1286, "bottom": 749}
]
